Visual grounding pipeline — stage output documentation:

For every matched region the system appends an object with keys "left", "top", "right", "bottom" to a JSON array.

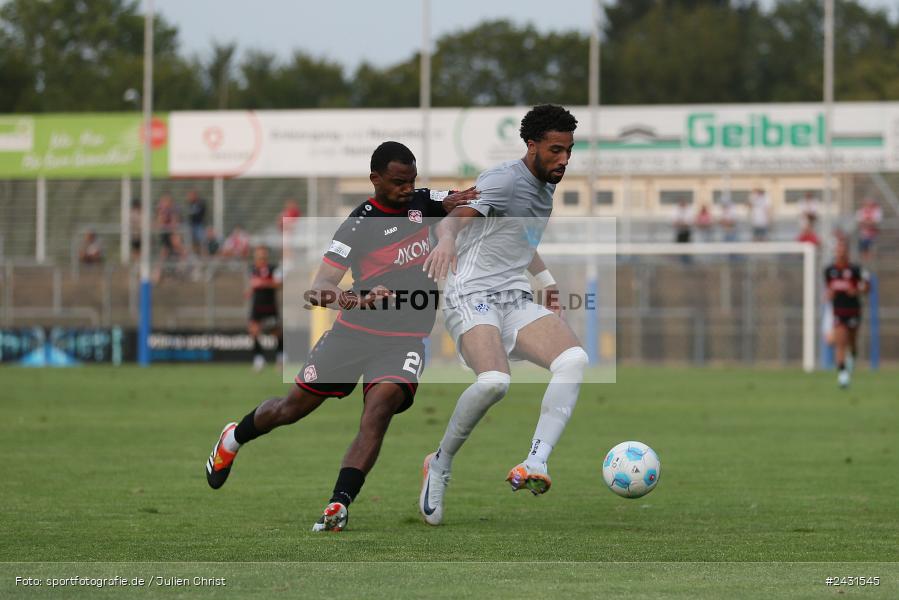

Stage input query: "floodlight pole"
[
  {"left": 584, "top": 0, "right": 602, "bottom": 365},
  {"left": 822, "top": 0, "right": 834, "bottom": 244},
  {"left": 819, "top": 0, "right": 834, "bottom": 373},
  {"left": 420, "top": 0, "right": 431, "bottom": 188},
  {"left": 587, "top": 0, "right": 600, "bottom": 219},
  {"left": 138, "top": 0, "right": 155, "bottom": 366}
]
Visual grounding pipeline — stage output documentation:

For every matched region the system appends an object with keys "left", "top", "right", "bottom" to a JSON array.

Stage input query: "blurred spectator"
[
  {"left": 221, "top": 225, "right": 251, "bottom": 259},
  {"left": 719, "top": 197, "right": 739, "bottom": 242},
  {"left": 78, "top": 230, "right": 104, "bottom": 265},
  {"left": 169, "top": 231, "right": 187, "bottom": 258},
  {"left": 279, "top": 199, "right": 302, "bottom": 231},
  {"left": 186, "top": 189, "right": 207, "bottom": 255},
  {"left": 799, "top": 191, "right": 820, "bottom": 227},
  {"left": 796, "top": 220, "right": 820, "bottom": 247},
  {"left": 156, "top": 193, "right": 181, "bottom": 261},
  {"left": 694, "top": 203, "right": 713, "bottom": 242},
  {"left": 855, "top": 197, "right": 882, "bottom": 261},
  {"left": 129, "top": 199, "right": 142, "bottom": 259},
  {"left": 748, "top": 188, "right": 771, "bottom": 241},
  {"left": 673, "top": 198, "right": 692, "bottom": 244},
  {"left": 205, "top": 226, "right": 221, "bottom": 257},
  {"left": 152, "top": 229, "right": 187, "bottom": 285}
]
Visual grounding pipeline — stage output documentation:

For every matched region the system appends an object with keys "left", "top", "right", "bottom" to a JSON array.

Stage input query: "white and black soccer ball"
[{"left": 602, "top": 441, "right": 661, "bottom": 499}]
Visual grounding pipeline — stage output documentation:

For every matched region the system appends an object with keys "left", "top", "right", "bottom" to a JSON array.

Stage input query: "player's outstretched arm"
[
  {"left": 424, "top": 205, "right": 482, "bottom": 280},
  {"left": 440, "top": 186, "right": 479, "bottom": 214}
]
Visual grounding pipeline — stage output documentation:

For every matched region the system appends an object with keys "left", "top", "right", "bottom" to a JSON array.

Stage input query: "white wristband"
[{"left": 533, "top": 269, "right": 556, "bottom": 289}]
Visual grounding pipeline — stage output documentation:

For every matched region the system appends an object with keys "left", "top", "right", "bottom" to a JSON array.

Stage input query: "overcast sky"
[{"left": 152, "top": 0, "right": 899, "bottom": 71}]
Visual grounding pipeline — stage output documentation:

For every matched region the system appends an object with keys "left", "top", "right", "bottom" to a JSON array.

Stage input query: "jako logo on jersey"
[
  {"left": 303, "top": 365, "right": 318, "bottom": 382},
  {"left": 475, "top": 303, "right": 490, "bottom": 314},
  {"left": 408, "top": 210, "right": 422, "bottom": 223},
  {"left": 384, "top": 226, "right": 398, "bottom": 236},
  {"left": 394, "top": 239, "right": 430, "bottom": 266}
]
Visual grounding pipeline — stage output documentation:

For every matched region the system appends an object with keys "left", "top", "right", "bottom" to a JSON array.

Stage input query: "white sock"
[
  {"left": 222, "top": 427, "right": 241, "bottom": 453},
  {"left": 432, "top": 370, "right": 510, "bottom": 472},
  {"left": 527, "top": 439, "right": 553, "bottom": 466},
  {"left": 524, "top": 347, "right": 588, "bottom": 469}
]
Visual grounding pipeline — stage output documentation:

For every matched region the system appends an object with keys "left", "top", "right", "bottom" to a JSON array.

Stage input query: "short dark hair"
[
  {"left": 370, "top": 141, "right": 416, "bottom": 173},
  {"left": 519, "top": 104, "right": 578, "bottom": 144}
]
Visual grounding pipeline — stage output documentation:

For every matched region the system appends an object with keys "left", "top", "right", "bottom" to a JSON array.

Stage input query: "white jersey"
[{"left": 445, "top": 159, "right": 554, "bottom": 307}]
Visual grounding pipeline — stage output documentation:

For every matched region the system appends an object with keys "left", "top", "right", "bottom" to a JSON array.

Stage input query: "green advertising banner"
[{"left": 0, "top": 113, "right": 168, "bottom": 178}]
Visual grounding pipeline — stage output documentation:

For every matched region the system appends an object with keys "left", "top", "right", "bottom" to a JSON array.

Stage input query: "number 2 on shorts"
[{"left": 402, "top": 351, "right": 423, "bottom": 377}]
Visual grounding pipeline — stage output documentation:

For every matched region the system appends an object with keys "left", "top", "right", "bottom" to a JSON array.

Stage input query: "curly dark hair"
[
  {"left": 519, "top": 104, "right": 578, "bottom": 144},
  {"left": 370, "top": 141, "right": 416, "bottom": 173}
]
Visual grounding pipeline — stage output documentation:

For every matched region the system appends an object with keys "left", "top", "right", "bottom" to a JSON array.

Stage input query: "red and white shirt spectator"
[
  {"left": 856, "top": 198, "right": 883, "bottom": 241},
  {"left": 222, "top": 225, "right": 251, "bottom": 259}
]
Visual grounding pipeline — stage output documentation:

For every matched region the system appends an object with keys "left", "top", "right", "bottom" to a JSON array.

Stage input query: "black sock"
[
  {"left": 252, "top": 336, "right": 262, "bottom": 356},
  {"left": 233, "top": 409, "right": 263, "bottom": 445},
  {"left": 329, "top": 467, "right": 366, "bottom": 507},
  {"left": 838, "top": 362, "right": 846, "bottom": 371}
]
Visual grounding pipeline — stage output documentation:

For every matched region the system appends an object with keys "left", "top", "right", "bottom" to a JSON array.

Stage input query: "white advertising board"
[{"left": 169, "top": 103, "right": 899, "bottom": 178}]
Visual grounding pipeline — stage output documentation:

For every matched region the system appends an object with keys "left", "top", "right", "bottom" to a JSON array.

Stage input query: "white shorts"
[{"left": 443, "top": 290, "right": 553, "bottom": 361}]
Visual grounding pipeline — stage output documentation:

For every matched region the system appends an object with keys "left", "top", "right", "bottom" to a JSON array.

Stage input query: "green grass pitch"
[{"left": 2, "top": 365, "right": 898, "bottom": 599}]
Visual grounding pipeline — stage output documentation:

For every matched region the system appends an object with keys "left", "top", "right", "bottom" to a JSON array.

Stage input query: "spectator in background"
[
  {"left": 279, "top": 199, "right": 302, "bottom": 231},
  {"left": 694, "top": 203, "right": 713, "bottom": 242},
  {"left": 129, "top": 199, "right": 142, "bottom": 260},
  {"left": 796, "top": 219, "right": 820, "bottom": 247},
  {"left": 186, "top": 189, "right": 207, "bottom": 255},
  {"left": 205, "top": 226, "right": 221, "bottom": 257},
  {"left": 673, "top": 197, "right": 692, "bottom": 265},
  {"left": 719, "top": 196, "right": 739, "bottom": 242},
  {"left": 222, "top": 225, "right": 251, "bottom": 259},
  {"left": 279, "top": 199, "right": 302, "bottom": 261},
  {"left": 855, "top": 197, "right": 882, "bottom": 261},
  {"left": 799, "top": 191, "right": 820, "bottom": 227},
  {"left": 748, "top": 188, "right": 772, "bottom": 241},
  {"left": 673, "top": 197, "right": 692, "bottom": 244},
  {"left": 156, "top": 193, "right": 181, "bottom": 261},
  {"left": 78, "top": 230, "right": 104, "bottom": 265}
]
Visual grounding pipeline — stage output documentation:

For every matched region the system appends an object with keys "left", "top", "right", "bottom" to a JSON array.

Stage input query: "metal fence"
[{"left": 1, "top": 255, "right": 895, "bottom": 366}]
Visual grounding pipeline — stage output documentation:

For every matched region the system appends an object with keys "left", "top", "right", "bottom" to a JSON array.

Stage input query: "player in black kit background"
[
  {"left": 824, "top": 236, "right": 869, "bottom": 389},
  {"left": 204, "top": 141, "right": 478, "bottom": 531},
  {"left": 248, "top": 245, "right": 283, "bottom": 372}
]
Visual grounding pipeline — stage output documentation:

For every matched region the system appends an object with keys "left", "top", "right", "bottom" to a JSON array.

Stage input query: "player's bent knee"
[
  {"left": 551, "top": 346, "right": 589, "bottom": 371},
  {"left": 550, "top": 346, "right": 589, "bottom": 377},
  {"left": 475, "top": 370, "right": 511, "bottom": 403},
  {"left": 363, "top": 383, "right": 407, "bottom": 415}
]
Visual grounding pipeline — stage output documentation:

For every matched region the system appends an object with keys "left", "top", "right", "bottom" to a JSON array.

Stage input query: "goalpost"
[{"left": 539, "top": 241, "right": 818, "bottom": 373}]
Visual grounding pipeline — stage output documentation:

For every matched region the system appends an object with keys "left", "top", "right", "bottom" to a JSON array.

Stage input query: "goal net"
[{"left": 281, "top": 216, "right": 815, "bottom": 386}]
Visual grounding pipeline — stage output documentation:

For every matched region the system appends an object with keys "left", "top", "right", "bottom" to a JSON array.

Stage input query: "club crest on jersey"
[
  {"left": 303, "top": 365, "right": 318, "bottom": 382},
  {"left": 394, "top": 238, "right": 430, "bottom": 266},
  {"left": 408, "top": 210, "right": 422, "bottom": 223}
]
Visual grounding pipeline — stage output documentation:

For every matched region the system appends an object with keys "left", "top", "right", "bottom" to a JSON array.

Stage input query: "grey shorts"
[{"left": 443, "top": 290, "right": 553, "bottom": 362}]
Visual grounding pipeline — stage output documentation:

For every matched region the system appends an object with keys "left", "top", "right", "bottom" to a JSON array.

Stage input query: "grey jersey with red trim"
[{"left": 445, "top": 159, "right": 554, "bottom": 307}]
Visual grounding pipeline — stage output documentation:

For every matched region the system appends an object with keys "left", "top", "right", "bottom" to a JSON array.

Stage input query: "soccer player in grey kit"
[{"left": 419, "top": 105, "right": 589, "bottom": 525}]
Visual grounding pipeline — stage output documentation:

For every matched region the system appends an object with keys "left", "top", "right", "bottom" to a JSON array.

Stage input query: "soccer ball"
[{"left": 602, "top": 441, "right": 661, "bottom": 499}]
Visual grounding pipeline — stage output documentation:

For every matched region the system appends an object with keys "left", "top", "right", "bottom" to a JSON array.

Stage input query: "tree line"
[{"left": 2, "top": 0, "right": 898, "bottom": 113}]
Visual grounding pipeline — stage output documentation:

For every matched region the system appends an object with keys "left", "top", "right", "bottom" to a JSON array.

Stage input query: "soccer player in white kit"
[{"left": 419, "top": 105, "right": 589, "bottom": 525}]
